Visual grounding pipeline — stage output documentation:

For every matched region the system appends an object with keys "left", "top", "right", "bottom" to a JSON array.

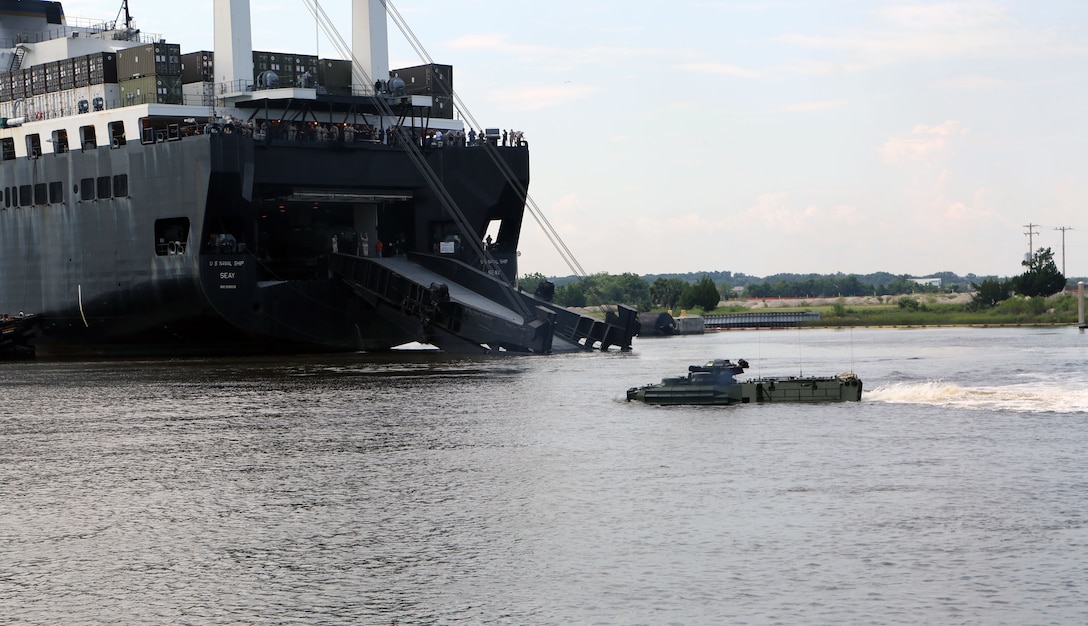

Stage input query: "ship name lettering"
[{"left": 220, "top": 272, "right": 235, "bottom": 279}]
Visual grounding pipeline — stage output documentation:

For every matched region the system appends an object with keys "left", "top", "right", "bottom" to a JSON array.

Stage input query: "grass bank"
[{"left": 701, "top": 293, "right": 1082, "bottom": 327}]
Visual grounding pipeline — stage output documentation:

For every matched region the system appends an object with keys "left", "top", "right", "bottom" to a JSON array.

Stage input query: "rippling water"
[{"left": 2, "top": 327, "right": 1087, "bottom": 624}]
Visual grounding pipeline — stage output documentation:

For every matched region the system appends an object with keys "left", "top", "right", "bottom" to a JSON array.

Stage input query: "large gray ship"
[{"left": 0, "top": 1, "right": 637, "bottom": 356}]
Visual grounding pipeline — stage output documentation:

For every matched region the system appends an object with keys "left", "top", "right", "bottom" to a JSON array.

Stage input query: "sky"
[{"left": 65, "top": 0, "right": 1088, "bottom": 279}]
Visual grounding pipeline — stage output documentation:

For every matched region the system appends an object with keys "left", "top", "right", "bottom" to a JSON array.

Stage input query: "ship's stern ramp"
[{"left": 329, "top": 253, "right": 637, "bottom": 353}]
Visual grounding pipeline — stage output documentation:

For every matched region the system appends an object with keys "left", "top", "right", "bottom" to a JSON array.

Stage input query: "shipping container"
[
  {"left": 181, "top": 81, "right": 215, "bottom": 107},
  {"left": 31, "top": 65, "right": 46, "bottom": 95},
  {"left": 72, "top": 55, "right": 90, "bottom": 87},
  {"left": 181, "top": 51, "right": 214, "bottom": 84},
  {"left": 391, "top": 63, "right": 453, "bottom": 97},
  {"left": 253, "top": 51, "right": 319, "bottom": 88},
  {"left": 59, "top": 58, "right": 75, "bottom": 90},
  {"left": 43, "top": 61, "right": 59, "bottom": 92},
  {"left": 318, "top": 58, "right": 352, "bottom": 90},
  {"left": 12, "top": 69, "right": 26, "bottom": 99},
  {"left": 68, "top": 84, "right": 120, "bottom": 113},
  {"left": 87, "top": 52, "right": 118, "bottom": 85},
  {"left": 117, "top": 43, "right": 182, "bottom": 80},
  {"left": 431, "top": 94, "right": 453, "bottom": 119},
  {"left": 119, "top": 75, "right": 183, "bottom": 105}
]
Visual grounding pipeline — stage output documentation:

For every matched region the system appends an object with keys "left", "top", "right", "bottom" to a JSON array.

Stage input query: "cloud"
[
  {"left": 929, "top": 75, "right": 1010, "bottom": 90},
  {"left": 739, "top": 193, "right": 865, "bottom": 233},
  {"left": 878, "top": 120, "right": 970, "bottom": 165},
  {"left": 633, "top": 212, "right": 730, "bottom": 236},
  {"left": 772, "top": 0, "right": 1086, "bottom": 78},
  {"left": 673, "top": 62, "right": 759, "bottom": 78},
  {"left": 489, "top": 83, "right": 601, "bottom": 111},
  {"left": 550, "top": 193, "right": 581, "bottom": 215},
  {"left": 448, "top": 33, "right": 668, "bottom": 69},
  {"left": 780, "top": 99, "right": 849, "bottom": 112},
  {"left": 779, "top": 2, "right": 1018, "bottom": 61}
]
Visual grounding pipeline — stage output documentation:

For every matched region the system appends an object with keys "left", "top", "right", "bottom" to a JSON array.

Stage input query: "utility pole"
[
  {"left": 1023, "top": 223, "right": 1040, "bottom": 262},
  {"left": 1055, "top": 226, "right": 1073, "bottom": 276}
]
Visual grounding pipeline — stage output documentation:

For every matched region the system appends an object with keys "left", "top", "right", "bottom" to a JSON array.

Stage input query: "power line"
[
  {"left": 1055, "top": 226, "right": 1074, "bottom": 276},
  {"left": 1023, "top": 222, "right": 1040, "bottom": 260}
]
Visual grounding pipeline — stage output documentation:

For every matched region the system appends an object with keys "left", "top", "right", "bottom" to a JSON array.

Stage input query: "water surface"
[{"left": 2, "top": 327, "right": 1087, "bottom": 624}]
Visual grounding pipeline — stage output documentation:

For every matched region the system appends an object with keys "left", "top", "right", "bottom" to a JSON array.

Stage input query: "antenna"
[{"left": 116, "top": 0, "right": 133, "bottom": 31}]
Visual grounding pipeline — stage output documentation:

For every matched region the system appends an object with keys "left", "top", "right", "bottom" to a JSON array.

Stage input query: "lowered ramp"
[{"left": 329, "top": 253, "right": 637, "bottom": 353}]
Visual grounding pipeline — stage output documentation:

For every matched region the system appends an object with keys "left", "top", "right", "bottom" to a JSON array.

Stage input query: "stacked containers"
[
  {"left": 0, "top": 54, "right": 117, "bottom": 112},
  {"left": 116, "top": 43, "right": 182, "bottom": 79},
  {"left": 393, "top": 63, "right": 454, "bottom": 97},
  {"left": 180, "top": 51, "right": 342, "bottom": 94},
  {"left": 117, "top": 43, "right": 182, "bottom": 105},
  {"left": 253, "top": 51, "right": 318, "bottom": 88},
  {"left": 390, "top": 63, "right": 454, "bottom": 118}
]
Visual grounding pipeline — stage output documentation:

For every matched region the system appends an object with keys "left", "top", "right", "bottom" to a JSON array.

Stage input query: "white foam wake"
[{"left": 866, "top": 380, "right": 1088, "bottom": 414}]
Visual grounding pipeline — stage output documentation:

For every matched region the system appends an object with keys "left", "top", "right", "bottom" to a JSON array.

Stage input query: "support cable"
[
  {"left": 303, "top": 0, "right": 537, "bottom": 322},
  {"left": 381, "top": 0, "right": 589, "bottom": 280}
]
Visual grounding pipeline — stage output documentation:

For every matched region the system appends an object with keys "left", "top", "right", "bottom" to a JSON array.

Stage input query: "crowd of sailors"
[{"left": 203, "top": 116, "right": 525, "bottom": 149}]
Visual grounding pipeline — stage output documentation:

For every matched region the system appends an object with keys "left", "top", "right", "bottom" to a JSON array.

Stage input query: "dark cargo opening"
[{"left": 155, "top": 217, "right": 190, "bottom": 256}]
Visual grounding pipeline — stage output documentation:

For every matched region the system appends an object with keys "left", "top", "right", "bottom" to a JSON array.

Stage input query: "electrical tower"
[
  {"left": 1055, "top": 226, "right": 1073, "bottom": 276},
  {"left": 1023, "top": 223, "right": 1040, "bottom": 263}
]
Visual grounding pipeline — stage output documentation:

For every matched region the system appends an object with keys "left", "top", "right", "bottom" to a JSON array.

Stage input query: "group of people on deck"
[
  {"left": 424, "top": 128, "right": 526, "bottom": 148},
  {"left": 332, "top": 232, "right": 407, "bottom": 258}
]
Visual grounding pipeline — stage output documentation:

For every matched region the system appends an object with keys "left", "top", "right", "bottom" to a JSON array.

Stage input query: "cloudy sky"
[{"left": 67, "top": 1, "right": 1088, "bottom": 278}]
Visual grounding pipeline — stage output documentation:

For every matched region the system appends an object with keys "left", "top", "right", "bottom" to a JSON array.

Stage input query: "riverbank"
[
  {"left": 733, "top": 293, "right": 974, "bottom": 309},
  {"left": 575, "top": 292, "right": 1081, "bottom": 328}
]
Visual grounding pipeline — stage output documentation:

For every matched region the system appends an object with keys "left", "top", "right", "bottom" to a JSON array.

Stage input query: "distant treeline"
[{"left": 522, "top": 260, "right": 1085, "bottom": 311}]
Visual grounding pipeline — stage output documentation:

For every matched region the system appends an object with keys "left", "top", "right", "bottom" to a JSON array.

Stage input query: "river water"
[{"left": 2, "top": 326, "right": 1087, "bottom": 624}]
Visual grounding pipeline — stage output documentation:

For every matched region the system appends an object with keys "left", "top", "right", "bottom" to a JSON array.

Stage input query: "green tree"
[
  {"left": 552, "top": 272, "right": 650, "bottom": 309},
  {"left": 1011, "top": 247, "right": 1066, "bottom": 297},
  {"left": 967, "top": 278, "right": 1011, "bottom": 311},
  {"left": 679, "top": 275, "right": 721, "bottom": 311},
  {"left": 598, "top": 273, "right": 650, "bottom": 310},
  {"left": 554, "top": 281, "right": 586, "bottom": 307},
  {"left": 650, "top": 277, "right": 686, "bottom": 309},
  {"left": 518, "top": 272, "right": 548, "bottom": 294}
]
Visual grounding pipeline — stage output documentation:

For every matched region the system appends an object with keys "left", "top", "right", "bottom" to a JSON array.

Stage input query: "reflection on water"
[{"left": 2, "top": 327, "right": 1087, "bottom": 624}]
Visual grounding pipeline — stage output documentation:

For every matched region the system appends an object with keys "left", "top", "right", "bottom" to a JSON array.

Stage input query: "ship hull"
[{"left": 1, "top": 132, "right": 533, "bottom": 356}]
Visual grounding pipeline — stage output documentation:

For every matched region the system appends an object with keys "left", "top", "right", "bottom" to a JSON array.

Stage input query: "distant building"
[{"left": 910, "top": 277, "right": 942, "bottom": 287}]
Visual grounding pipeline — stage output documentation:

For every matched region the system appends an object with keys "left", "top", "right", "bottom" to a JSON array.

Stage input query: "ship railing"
[{"left": 1, "top": 24, "right": 160, "bottom": 47}]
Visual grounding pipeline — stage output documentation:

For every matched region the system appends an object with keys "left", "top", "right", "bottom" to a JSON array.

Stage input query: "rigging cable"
[
  {"left": 381, "top": 0, "right": 589, "bottom": 281},
  {"left": 302, "top": 0, "right": 537, "bottom": 322},
  {"left": 380, "top": 0, "right": 624, "bottom": 320}
]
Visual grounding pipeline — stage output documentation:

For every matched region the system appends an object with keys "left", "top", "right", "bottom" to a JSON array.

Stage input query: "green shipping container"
[{"left": 119, "top": 75, "right": 183, "bottom": 105}]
